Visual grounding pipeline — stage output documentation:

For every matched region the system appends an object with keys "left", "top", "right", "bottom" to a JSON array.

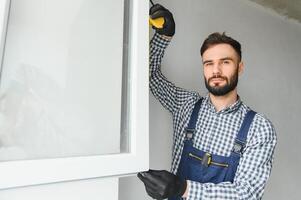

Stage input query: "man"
[{"left": 138, "top": 4, "right": 277, "bottom": 200}]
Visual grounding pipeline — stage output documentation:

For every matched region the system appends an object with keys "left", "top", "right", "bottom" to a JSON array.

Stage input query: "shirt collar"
[{"left": 204, "top": 93, "right": 242, "bottom": 114}]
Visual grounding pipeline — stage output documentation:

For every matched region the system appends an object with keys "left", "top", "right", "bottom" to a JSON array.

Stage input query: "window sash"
[{"left": 0, "top": 0, "right": 148, "bottom": 189}]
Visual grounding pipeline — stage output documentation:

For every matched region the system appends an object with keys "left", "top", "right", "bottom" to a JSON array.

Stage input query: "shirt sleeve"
[
  {"left": 149, "top": 33, "right": 199, "bottom": 115},
  {"left": 186, "top": 114, "right": 277, "bottom": 200}
]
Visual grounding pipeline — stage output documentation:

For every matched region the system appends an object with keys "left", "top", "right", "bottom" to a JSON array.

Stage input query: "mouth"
[{"left": 210, "top": 78, "right": 225, "bottom": 85}]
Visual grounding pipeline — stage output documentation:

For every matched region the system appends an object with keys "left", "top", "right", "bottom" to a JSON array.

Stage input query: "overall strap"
[
  {"left": 185, "top": 98, "right": 203, "bottom": 140},
  {"left": 232, "top": 110, "right": 256, "bottom": 155}
]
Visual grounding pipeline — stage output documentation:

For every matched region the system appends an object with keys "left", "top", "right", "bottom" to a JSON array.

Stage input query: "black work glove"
[
  {"left": 137, "top": 169, "right": 187, "bottom": 199},
  {"left": 149, "top": 4, "right": 175, "bottom": 37}
]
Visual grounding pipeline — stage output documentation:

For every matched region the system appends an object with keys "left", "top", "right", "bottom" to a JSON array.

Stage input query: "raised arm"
[
  {"left": 149, "top": 33, "right": 198, "bottom": 114},
  {"left": 149, "top": 4, "right": 199, "bottom": 115}
]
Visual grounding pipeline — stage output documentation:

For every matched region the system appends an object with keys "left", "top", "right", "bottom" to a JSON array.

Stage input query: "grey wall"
[
  {"left": 119, "top": 0, "right": 301, "bottom": 199},
  {"left": 249, "top": 0, "right": 301, "bottom": 23}
]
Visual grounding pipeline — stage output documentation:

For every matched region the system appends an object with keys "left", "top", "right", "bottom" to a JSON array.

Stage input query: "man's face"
[{"left": 202, "top": 43, "right": 244, "bottom": 96}]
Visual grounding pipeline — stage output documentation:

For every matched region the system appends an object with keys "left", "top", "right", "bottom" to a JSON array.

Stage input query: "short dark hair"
[{"left": 200, "top": 32, "right": 242, "bottom": 61}]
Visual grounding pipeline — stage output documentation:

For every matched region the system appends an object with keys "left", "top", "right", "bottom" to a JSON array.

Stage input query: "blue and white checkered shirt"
[{"left": 149, "top": 33, "right": 277, "bottom": 200}]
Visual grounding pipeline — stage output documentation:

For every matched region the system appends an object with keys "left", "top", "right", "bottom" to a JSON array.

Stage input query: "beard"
[{"left": 204, "top": 68, "right": 239, "bottom": 96}]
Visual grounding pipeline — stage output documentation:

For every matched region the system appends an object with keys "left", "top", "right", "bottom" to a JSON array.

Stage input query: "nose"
[{"left": 212, "top": 62, "right": 222, "bottom": 75}]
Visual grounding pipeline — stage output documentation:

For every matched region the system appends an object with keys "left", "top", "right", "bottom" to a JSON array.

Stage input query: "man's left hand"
[{"left": 137, "top": 169, "right": 187, "bottom": 199}]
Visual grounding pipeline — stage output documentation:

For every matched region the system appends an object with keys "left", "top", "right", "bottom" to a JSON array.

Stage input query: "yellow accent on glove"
[{"left": 149, "top": 17, "right": 165, "bottom": 28}]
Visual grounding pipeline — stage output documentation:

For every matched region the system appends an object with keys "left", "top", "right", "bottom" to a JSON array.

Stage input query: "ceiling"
[{"left": 249, "top": 0, "right": 301, "bottom": 23}]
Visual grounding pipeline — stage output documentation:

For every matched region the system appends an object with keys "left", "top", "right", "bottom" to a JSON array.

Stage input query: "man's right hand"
[{"left": 149, "top": 4, "right": 175, "bottom": 37}]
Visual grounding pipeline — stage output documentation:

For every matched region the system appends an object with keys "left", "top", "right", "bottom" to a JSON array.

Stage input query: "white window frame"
[{"left": 0, "top": 0, "right": 149, "bottom": 189}]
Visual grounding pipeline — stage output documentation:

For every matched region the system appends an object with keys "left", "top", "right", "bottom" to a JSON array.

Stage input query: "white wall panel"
[{"left": 0, "top": 177, "right": 118, "bottom": 200}]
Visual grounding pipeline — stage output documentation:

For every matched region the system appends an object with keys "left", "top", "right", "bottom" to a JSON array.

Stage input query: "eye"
[
  {"left": 205, "top": 62, "right": 213, "bottom": 67},
  {"left": 223, "top": 60, "right": 230, "bottom": 64}
]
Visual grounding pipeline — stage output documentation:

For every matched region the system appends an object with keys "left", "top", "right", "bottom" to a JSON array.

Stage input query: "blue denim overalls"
[{"left": 169, "top": 98, "right": 256, "bottom": 200}]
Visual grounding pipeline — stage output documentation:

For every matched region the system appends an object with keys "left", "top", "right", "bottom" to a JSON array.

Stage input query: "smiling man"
[{"left": 137, "top": 4, "right": 277, "bottom": 200}]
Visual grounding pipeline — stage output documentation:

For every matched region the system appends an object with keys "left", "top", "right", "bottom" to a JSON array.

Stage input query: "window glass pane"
[{"left": 0, "top": 0, "right": 130, "bottom": 161}]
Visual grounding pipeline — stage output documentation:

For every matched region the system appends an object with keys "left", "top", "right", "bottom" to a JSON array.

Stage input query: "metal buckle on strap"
[
  {"left": 232, "top": 139, "right": 246, "bottom": 155},
  {"left": 185, "top": 128, "right": 194, "bottom": 140},
  {"left": 201, "top": 152, "right": 212, "bottom": 167}
]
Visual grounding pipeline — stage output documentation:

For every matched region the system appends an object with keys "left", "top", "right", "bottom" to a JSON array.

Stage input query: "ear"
[{"left": 238, "top": 61, "right": 244, "bottom": 76}]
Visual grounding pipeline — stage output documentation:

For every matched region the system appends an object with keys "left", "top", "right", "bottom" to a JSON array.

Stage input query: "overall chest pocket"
[{"left": 187, "top": 153, "right": 229, "bottom": 184}]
